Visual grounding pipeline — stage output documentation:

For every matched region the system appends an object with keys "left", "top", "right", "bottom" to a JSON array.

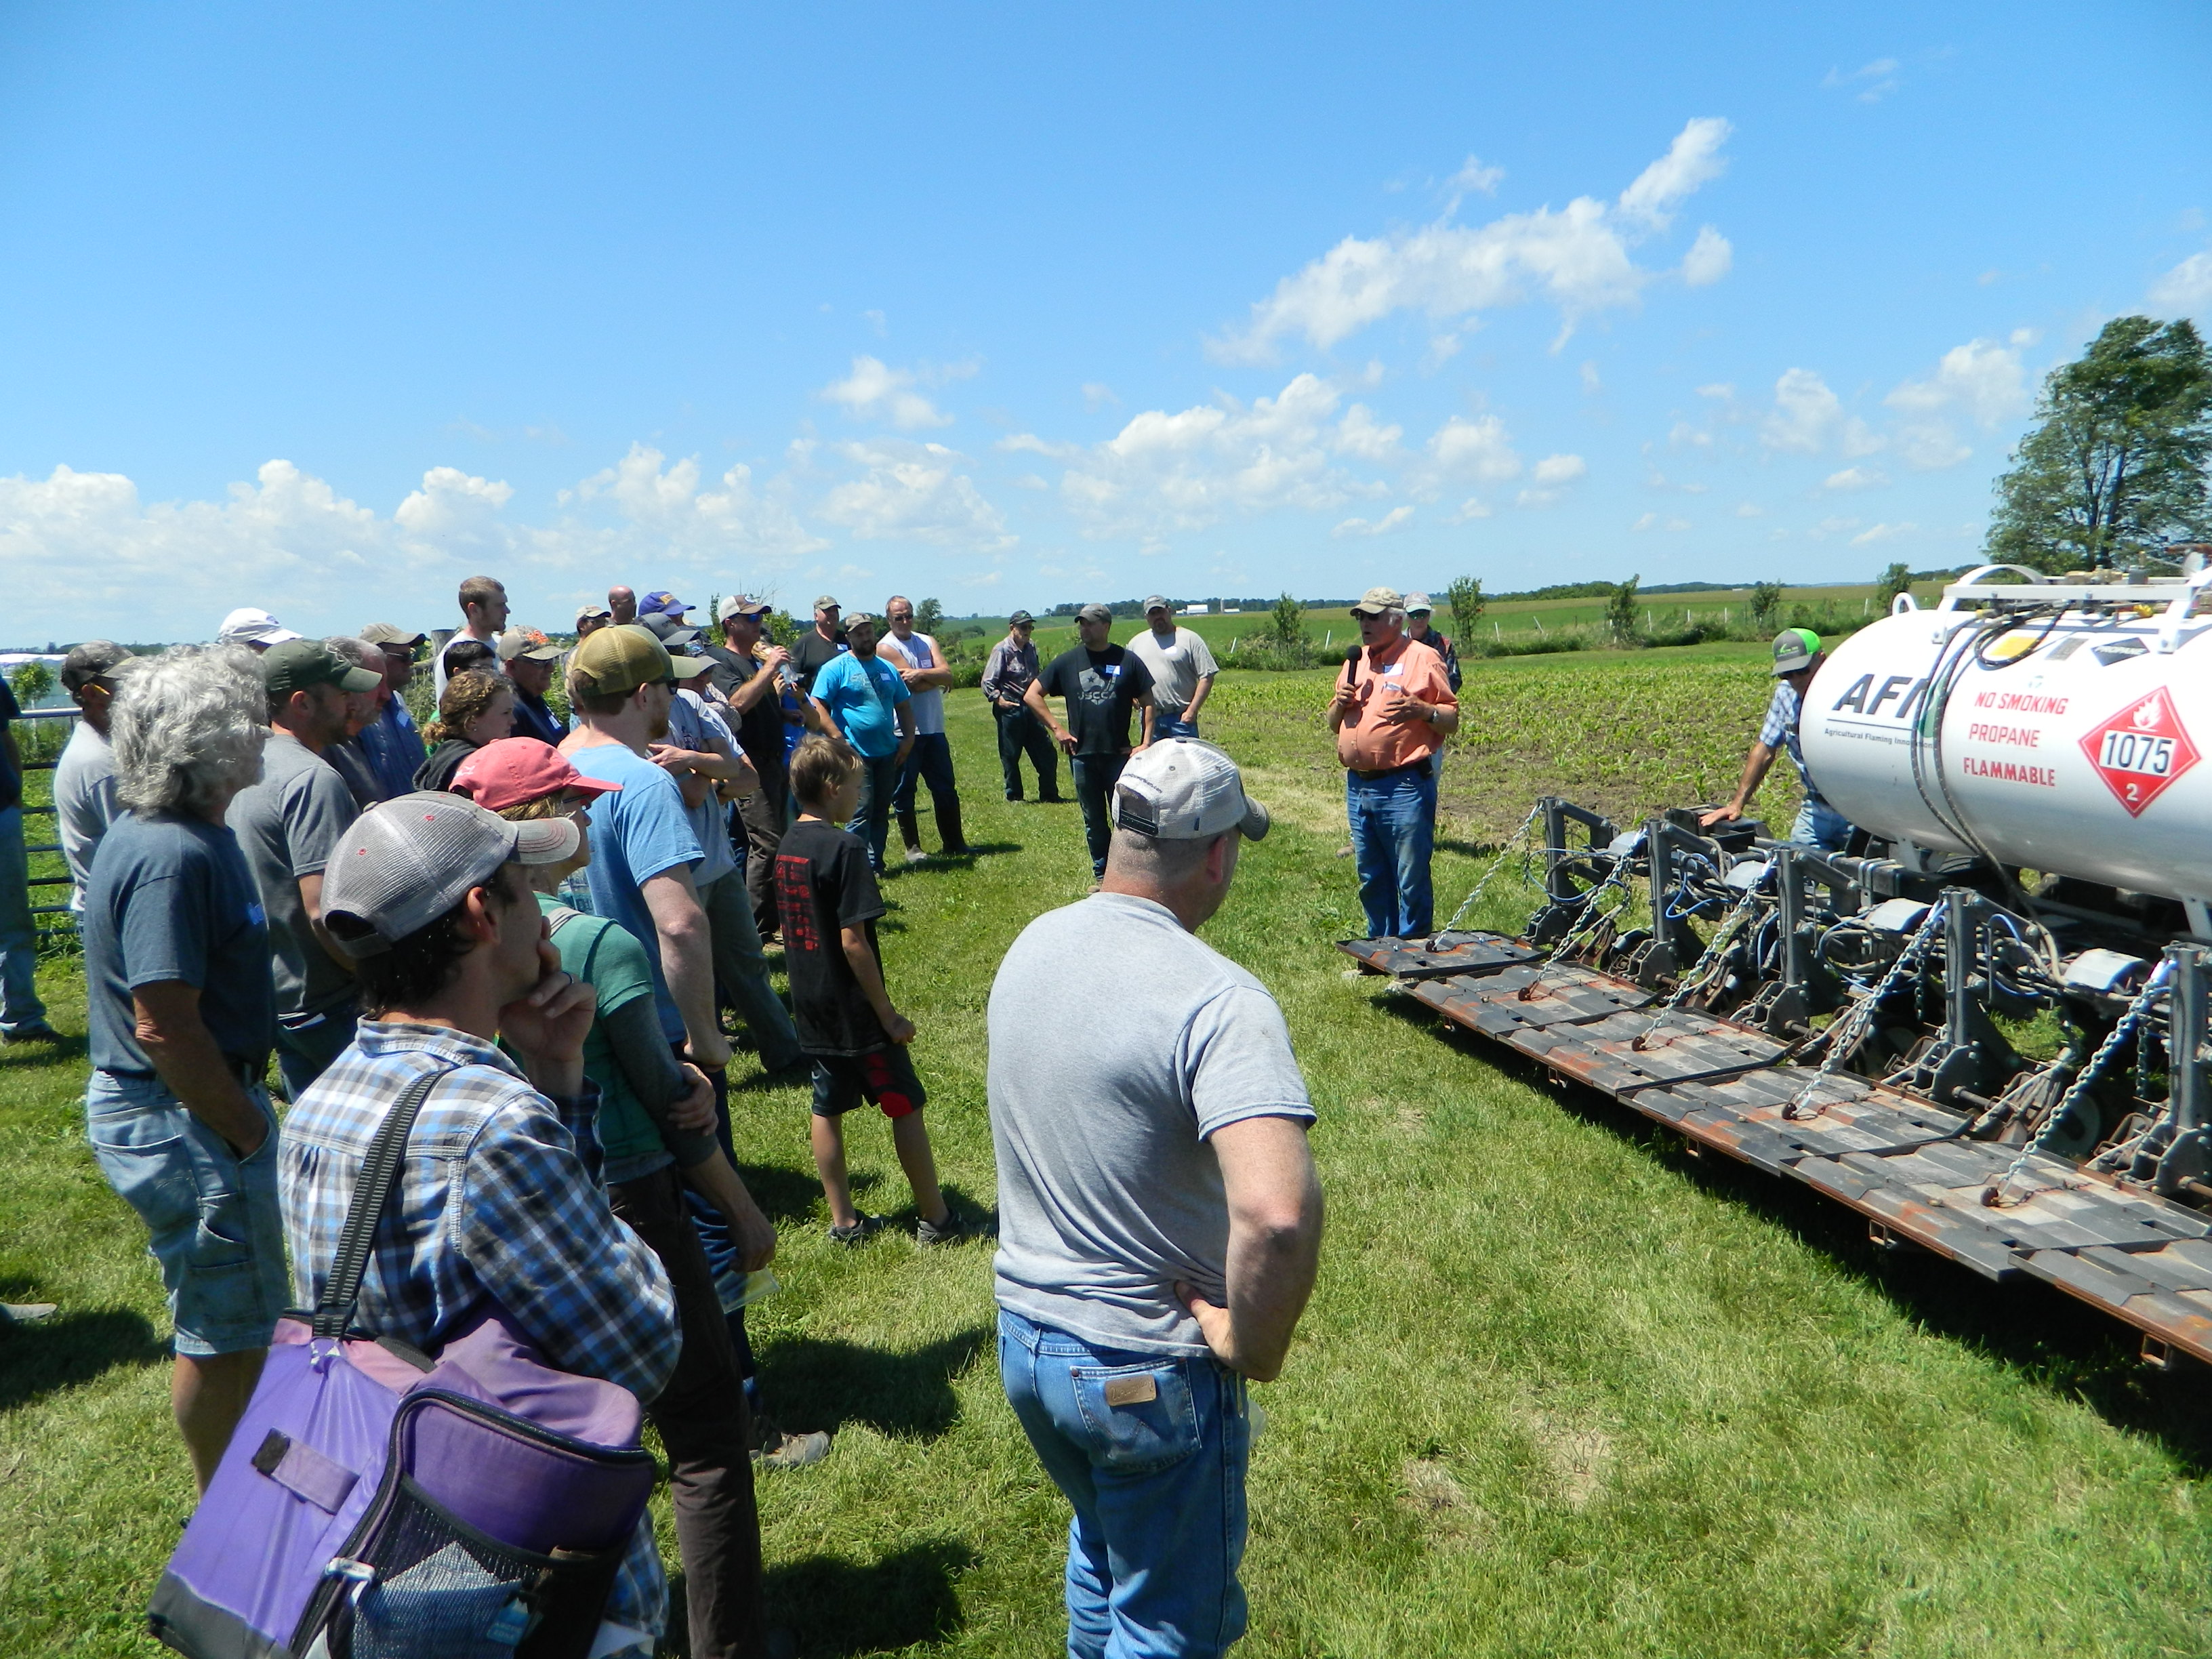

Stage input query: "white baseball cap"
[
  {"left": 218, "top": 607, "right": 304, "bottom": 647},
  {"left": 1111, "top": 738, "right": 1270, "bottom": 842}
]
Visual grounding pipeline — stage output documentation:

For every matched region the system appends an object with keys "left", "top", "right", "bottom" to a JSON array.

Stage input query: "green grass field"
[{"left": 6, "top": 651, "right": 2212, "bottom": 1657}]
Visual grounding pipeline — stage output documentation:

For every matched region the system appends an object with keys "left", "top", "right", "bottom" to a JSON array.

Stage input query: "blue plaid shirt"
[{"left": 279, "top": 1020, "right": 679, "bottom": 1637}]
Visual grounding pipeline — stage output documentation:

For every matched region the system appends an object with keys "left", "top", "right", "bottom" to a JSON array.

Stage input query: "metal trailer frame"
[{"left": 1341, "top": 871, "right": 2212, "bottom": 1370}]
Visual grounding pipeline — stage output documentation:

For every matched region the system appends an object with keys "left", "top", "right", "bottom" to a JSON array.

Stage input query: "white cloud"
[
  {"left": 1696, "top": 382, "right": 1735, "bottom": 399},
  {"left": 1761, "top": 368, "right": 1883, "bottom": 456},
  {"left": 1852, "top": 520, "right": 1918, "bottom": 546},
  {"left": 1532, "top": 453, "right": 1587, "bottom": 485},
  {"left": 1427, "top": 413, "right": 1523, "bottom": 481},
  {"left": 1441, "top": 155, "right": 1505, "bottom": 215},
  {"left": 819, "top": 440, "right": 1010, "bottom": 548},
  {"left": 1886, "top": 338, "right": 2029, "bottom": 426},
  {"left": 1823, "top": 466, "right": 1889, "bottom": 491},
  {"left": 2150, "top": 251, "right": 2212, "bottom": 314},
  {"left": 1824, "top": 58, "right": 1901, "bottom": 102},
  {"left": 393, "top": 466, "right": 513, "bottom": 537},
  {"left": 1580, "top": 360, "right": 1602, "bottom": 393},
  {"left": 1681, "top": 226, "right": 1733, "bottom": 286},
  {"left": 1212, "top": 117, "right": 1732, "bottom": 361},
  {"left": 1082, "top": 382, "right": 1120, "bottom": 409},
  {"left": 1631, "top": 511, "right": 1692, "bottom": 531},
  {"left": 1809, "top": 515, "right": 1863, "bottom": 539},
  {"left": 1333, "top": 506, "right": 1415, "bottom": 538},
  {"left": 1736, "top": 501, "right": 1764, "bottom": 518},
  {"left": 1335, "top": 404, "right": 1403, "bottom": 459},
  {"left": 996, "top": 432, "right": 1081, "bottom": 459},
  {"left": 819, "top": 355, "right": 954, "bottom": 430},
  {"left": 1057, "top": 373, "right": 1370, "bottom": 539},
  {"left": 1448, "top": 497, "right": 1494, "bottom": 523}
]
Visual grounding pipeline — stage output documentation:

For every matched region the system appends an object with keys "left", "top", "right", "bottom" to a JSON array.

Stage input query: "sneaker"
[
  {"left": 0, "top": 1302, "right": 58, "bottom": 1326},
  {"left": 752, "top": 1418, "right": 833, "bottom": 1471},
  {"left": 0, "top": 1023, "right": 61, "bottom": 1046},
  {"left": 828, "top": 1212, "right": 884, "bottom": 1246},
  {"left": 916, "top": 1208, "right": 968, "bottom": 1246},
  {"left": 905, "top": 846, "right": 930, "bottom": 865}
]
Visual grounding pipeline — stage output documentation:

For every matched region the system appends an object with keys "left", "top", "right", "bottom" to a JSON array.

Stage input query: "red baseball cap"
[{"left": 449, "top": 738, "right": 623, "bottom": 813}]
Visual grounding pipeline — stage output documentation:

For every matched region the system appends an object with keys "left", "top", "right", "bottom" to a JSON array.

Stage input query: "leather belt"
[{"left": 1349, "top": 758, "right": 1434, "bottom": 782}]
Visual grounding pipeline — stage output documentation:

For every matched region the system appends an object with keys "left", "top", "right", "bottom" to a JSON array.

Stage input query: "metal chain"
[
  {"left": 1780, "top": 898, "right": 1949, "bottom": 1121},
  {"left": 1984, "top": 958, "right": 2175, "bottom": 1207},
  {"left": 1628, "top": 873, "right": 1768, "bottom": 1051},
  {"left": 1517, "top": 857, "right": 1640, "bottom": 999},
  {"left": 1439, "top": 802, "right": 1543, "bottom": 937}
]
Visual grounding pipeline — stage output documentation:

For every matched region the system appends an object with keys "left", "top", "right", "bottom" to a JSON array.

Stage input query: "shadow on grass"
[
  {"left": 668, "top": 1537, "right": 975, "bottom": 1656},
  {"left": 733, "top": 1162, "right": 851, "bottom": 1225},
  {"left": 0, "top": 1030, "right": 85, "bottom": 1073},
  {"left": 757, "top": 1326, "right": 989, "bottom": 1441},
  {"left": 0, "top": 1307, "right": 169, "bottom": 1412},
  {"left": 1381, "top": 990, "right": 2212, "bottom": 1473}
]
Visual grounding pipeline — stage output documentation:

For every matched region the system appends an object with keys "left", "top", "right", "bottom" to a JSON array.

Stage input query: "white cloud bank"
[
  {"left": 819, "top": 355, "right": 958, "bottom": 430},
  {"left": 2150, "top": 251, "right": 2212, "bottom": 314},
  {"left": 1213, "top": 117, "right": 1733, "bottom": 361}
]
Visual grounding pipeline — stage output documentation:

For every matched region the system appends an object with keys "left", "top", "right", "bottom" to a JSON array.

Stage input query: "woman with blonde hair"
[{"left": 411, "top": 668, "right": 513, "bottom": 792}]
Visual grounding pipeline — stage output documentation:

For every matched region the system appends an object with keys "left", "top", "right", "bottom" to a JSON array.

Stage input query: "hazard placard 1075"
[{"left": 2078, "top": 687, "right": 2200, "bottom": 817}]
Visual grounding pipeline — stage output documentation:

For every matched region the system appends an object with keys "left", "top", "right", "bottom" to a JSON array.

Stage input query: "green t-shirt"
[{"left": 535, "top": 892, "right": 665, "bottom": 1170}]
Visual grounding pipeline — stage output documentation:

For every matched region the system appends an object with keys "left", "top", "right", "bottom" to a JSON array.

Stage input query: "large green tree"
[{"left": 1985, "top": 315, "right": 2211, "bottom": 573}]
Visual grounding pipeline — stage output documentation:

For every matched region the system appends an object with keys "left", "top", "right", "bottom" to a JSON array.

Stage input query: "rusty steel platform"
[{"left": 1343, "top": 932, "right": 2212, "bottom": 1366}]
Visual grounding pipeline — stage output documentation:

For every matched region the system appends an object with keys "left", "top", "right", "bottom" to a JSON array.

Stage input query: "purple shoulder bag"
[{"left": 148, "top": 1067, "right": 660, "bottom": 1659}]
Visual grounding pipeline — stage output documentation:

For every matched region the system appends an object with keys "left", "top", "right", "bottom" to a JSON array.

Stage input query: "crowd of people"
[{"left": 4, "top": 573, "right": 1343, "bottom": 1659}]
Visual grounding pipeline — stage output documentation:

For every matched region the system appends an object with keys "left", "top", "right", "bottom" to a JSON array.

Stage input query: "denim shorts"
[{"left": 85, "top": 1069, "right": 289, "bottom": 1357}]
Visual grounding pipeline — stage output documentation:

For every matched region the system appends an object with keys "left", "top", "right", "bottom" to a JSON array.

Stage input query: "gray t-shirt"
[
  {"left": 227, "top": 729, "right": 360, "bottom": 1019},
  {"left": 53, "top": 720, "right": 119, "bottom": 914},
  {"left": 1125, "top": 626, "right": 1218, "bottom": 721},
  {"left": 666, "top": 690, "right": 738, "bottom": 886},
  {"left": 987, "top": 892, "right": 1314, "bottom": 1354}
]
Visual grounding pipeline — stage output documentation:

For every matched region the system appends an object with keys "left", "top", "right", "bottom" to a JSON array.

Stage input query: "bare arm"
[
  {"left": 296, "top": 870, "right": 357, "bottom": 974},
  {"left": 810, "top": 695, "right": 842, "bottom": 741},
  {"left": 640, "top": 867, "right": 732, "bottom": 1068},
  {"left": 727, "top": 646, "right": 790, "bottom": 712},
  {"left": 134, "top": 982, "right": 268, "bottom": 1157},
  {"left": 1183, "top": 673, "right": 1216, "bottom": 722},
  {"left": 1178, "top": 1115, "right": 1323, "bottom": 1382},
  {"left": 1701, "top": 741, "right": 1780, "bottom": 825},
  {"left": 1023, "top": 678, "right": 1071, "bottom": 750},
  {"left": 905, "top": 636, "right": 953, "bottom": 691},
  {"left": 840, "top": 921, "right": 913, "bottom": 1044}
]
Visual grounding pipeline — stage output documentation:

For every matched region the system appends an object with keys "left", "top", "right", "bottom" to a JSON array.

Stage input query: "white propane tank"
[{"left": 1799, "top": 566, "right": 2212, "bottom": 906}]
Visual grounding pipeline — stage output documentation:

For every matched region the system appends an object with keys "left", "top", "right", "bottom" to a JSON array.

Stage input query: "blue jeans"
[
  {"left": 844, "top": 751, "right": 903, "bottom": 872},
  {"left": 85, "top": 1070, "right": 287, "bottom": 1356},
  {"left": 998, "top": 1309, "right": 1250, "bottom": 1659},
  {"left": 892, "top": 731, "right": 959, "bottom": 821},
  {"left": 0, "top": 804, "right": 47, "bottom": 1033},
  {"left": 1792, "top": 796, "right": 1853, "bottom": 853},
  {"left": 1347, "top": 766, "right": 1437, "bottom": 939},
  {"left": 275, "top": 1002, "right": 357, "bottom": 1102},
  {"left": 1153, "top": 718, "right": 1198, "bottom": 740}
]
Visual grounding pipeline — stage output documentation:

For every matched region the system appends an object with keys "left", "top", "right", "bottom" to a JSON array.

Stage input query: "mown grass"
[{"left": 6, "top": 647, "right": 2212, "bottom": 1657}]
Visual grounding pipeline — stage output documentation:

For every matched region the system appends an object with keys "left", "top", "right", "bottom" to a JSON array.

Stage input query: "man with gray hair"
[
  {"left": 53, "top": 640, "right": 137, "bottom": 920},
  {"left": 320, "top": 636, "right": 392, "bottom": 808},
  {"left": 82, "top": 645, "right": 284, "bottom": 1492},
  {"left": 989, "top": 738, "right": 1324, "bottom": 1659}
]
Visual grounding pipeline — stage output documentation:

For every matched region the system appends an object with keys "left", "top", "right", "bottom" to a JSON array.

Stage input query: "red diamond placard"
[{"left": 2079, "top": 687, "right": 2199, "bottom": 817}]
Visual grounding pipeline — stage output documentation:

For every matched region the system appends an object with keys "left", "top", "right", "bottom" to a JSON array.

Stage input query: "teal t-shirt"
[{"left": 536, "top": 893, "right": 665, "bottom": 1171}]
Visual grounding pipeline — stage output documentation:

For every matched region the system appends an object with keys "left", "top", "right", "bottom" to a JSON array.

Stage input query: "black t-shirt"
[
  {"left": 790, "top": 630, "right": 850, "bottom": 695},
  {"left": 1038, "top": 644, "right": 1154, "bottom": 756},
  {"left": 774, "top": 817, "right": 889, "bottom": 1055},
  {"left": 701, "top": 644, "right": 789, "bottom": 776}
]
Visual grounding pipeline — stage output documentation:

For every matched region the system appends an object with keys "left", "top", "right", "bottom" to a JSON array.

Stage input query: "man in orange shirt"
[{"left": 1328, "top": 586, "right": 1458, "bottom": 939}]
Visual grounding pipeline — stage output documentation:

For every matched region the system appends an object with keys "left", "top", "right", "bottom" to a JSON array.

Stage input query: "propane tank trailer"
[{"left": 1343, "top": 563, "right": 2212, "bottom": 1367}]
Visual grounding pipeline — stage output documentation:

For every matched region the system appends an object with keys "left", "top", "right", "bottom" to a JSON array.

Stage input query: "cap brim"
[
  {"left": 510, "top": 815, "right": 581, "bottom": 866},
  {"left": 264, "top": 628, "right": 306, "bottom": 644},
  {"left": 517, "top": 646, "right": 566, "bottom": 661},
  {"left": 1772, "top": 656, "right": 1812, "bottom": 676},
  {"left": 569, "top": 774, "right": 623, "bottom": 796},
  {"left": 1349, "top": 604, "right": 1387, "bottom": 617},
  {"left": 337, "top": 665, "right": 383, "bottom": 691},
  {"left": 668, "top": 656, "right": 714, "bottom": 680},
  {"left": 1240, "top": 796, "right": 1271, "bottom": 842}
]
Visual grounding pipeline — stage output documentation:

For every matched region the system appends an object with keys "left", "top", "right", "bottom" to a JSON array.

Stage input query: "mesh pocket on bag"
[{"left": 331, "top": 1477, "right": 622, "bottom": 1659}]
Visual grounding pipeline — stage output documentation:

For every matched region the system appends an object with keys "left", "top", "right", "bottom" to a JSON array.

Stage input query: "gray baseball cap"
[
  {"left": 1143, "top": 594, "right": 1170, "bottom": 613},
  {"left": 60, "top": 640, "right": 134, "bottom": 693},
  {"left": 1076, "top": 602, "right": 1113, "bottom": 623},
  {"left": 321, "top": 792, "right": 578, "bottom": 958},
  {"left": 1111, "top": 738, "right": 1269, "bottom": 842}
]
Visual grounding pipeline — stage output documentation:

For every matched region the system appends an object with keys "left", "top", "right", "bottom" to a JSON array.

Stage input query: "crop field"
[{"left": 7, "top": 647, "right": 2212, "bottom": 1658}]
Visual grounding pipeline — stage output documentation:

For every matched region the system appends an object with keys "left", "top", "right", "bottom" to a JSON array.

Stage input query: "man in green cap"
[
  {"left": 228, "top": 639, "right": 383, "bottom": 1097},
  {"left": 1700, "top": 627, "right": 1855, "bottom": 851}
]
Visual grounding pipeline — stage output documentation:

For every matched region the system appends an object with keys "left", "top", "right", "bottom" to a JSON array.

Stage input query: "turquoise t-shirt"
[
  {"left": 812, "top": 651, "right": 912, "bottom": 759},
  {"left": 537, "top": 893, "right": 666, "bottom": 1172}
]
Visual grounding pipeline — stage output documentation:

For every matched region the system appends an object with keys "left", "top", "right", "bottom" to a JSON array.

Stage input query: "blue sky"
[{"left": 1, "top": 2, "right": 2207, "bottom": 643}]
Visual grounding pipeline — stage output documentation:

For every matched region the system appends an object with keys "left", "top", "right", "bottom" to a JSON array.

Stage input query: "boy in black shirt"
[
  {"left": 775, "top": 735, "right": 960, "bottom": 1245},
  {"left": 1022, "top": 603, "right": 1156, "bottom": 883}
]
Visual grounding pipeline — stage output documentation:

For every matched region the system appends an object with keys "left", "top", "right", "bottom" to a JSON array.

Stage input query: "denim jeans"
[
  {"left": 995, "top": 704, "right": 1063, "bottom": 801},
  {"left": 891, "top": 731, "right": 959, "bottom": 820},
  {"left": 844, "top": 752, "right": 903, "bottom": 872},
  {"left": 1792, "top": 796, "right": 1854, "bottom": 853},
  {"left": 1347, "top": 766, "right": 1438, "bottom": 939},
  {"left": 998, "top": 1309, "right": 1250, "bottom": 1659},
  {"left": 1153, "top": 718, "right": 1198, "bottom": 740},
  {"left": 275, "top": 1002, "right": 357, "bottom": 1103},
  {"left": 1070, "top": 755, "right": 1128, "bottom": 880},
  {"left": 0, "top": 804, "right": 47, "bottom": 1033}
]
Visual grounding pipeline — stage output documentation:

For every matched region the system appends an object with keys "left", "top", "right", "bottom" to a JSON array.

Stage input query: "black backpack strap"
[{"left": 309, "top": 1067, "right": 445, "bottom": 1340}]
